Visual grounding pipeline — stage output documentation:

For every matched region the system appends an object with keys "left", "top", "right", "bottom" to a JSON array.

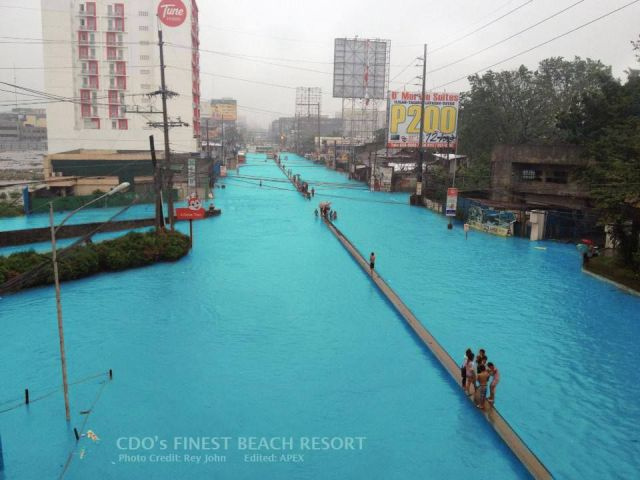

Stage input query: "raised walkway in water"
[{"left": 274, "top": 155, "right": 552, "bottom": 480}]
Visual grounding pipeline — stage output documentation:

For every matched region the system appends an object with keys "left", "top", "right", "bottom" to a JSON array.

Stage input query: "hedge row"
[
  {"left": 0, "top": 230, "right": 191, "bottom": 289},
  {"left": 0, "top": 202, "right": 23, "bottom": 217}
]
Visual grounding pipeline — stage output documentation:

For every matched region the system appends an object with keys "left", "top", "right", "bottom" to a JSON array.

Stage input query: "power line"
[
  {"left": 166, "top": 65, "right": 298, "bottom": 91},
  {"left": 426, "top": 0, "right": 586, "bottom": 76},
  {"left": 165, "top": 43, "right": 333, "bottom": 75},
  {"left": 430, "top": 0, "right": 534, "bottom": 54},
  {"left": 389, "top": 0, "right": 533, "bottom": 86},
  {"left": 390, "top": 57, "right": 419, "bottom": 83},
  {"left": 431, "top": 0, "right": 640, "bottom": 91}
]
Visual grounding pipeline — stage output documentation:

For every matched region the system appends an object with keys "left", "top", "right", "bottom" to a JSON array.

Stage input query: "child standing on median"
[
  {"left": 369, "top": 252, "right": 376, "bottom": 274},
  {"left": 487, "top": 362, "right": 500, "bottom": 405}
]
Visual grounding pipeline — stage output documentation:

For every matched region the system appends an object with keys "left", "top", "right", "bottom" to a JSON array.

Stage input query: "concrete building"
[
  {"left": 41, "top": 148, "right": 212, "bottom": 201},
  {"left": 0, "top": 109, "right": 47, "bottom": 151},
  {"left": 490, "top": 144, "right": 590, "bottom": 210},
  {"left": 41, "top": 0, "right": 200, "bottom": 154},
  {"left": 269, "top": 116, "right": 343, "bottom": 149}
]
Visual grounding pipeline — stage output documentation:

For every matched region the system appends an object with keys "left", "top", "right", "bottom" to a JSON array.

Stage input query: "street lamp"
[{"left": 49, "top": 182, "right": 130, "bottom": 420}]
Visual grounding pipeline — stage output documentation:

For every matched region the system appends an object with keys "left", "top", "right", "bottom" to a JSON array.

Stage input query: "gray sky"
[{"left": 0, "top": 0, "right": 638, "bottom": 128}]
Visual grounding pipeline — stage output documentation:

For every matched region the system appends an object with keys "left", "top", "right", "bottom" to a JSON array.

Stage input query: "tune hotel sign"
[{"left": 157, "top": 0, "right": 187, "bottom": 27}]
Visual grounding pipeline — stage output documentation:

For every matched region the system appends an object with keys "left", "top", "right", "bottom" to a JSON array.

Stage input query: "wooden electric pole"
[
  {"left": 158, "top": 28, "right": 175, "bottom": 231},
  {"left": 149, "top": 135, "right": 164, "bottom": 232},
  {"left": 417, "top": 43, "right": 427, "bottom": 186}
]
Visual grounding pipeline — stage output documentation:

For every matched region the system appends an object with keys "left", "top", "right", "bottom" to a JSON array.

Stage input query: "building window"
[
  {"left": 90, "top": 48, "right": 96, "bottom": 59},
  {"left": 548, "top": 170, "right": 569, "bottom": 184},
  {"left": 138, "top": 10, "right": 148, "bottom": 16},
  {"left": 109, "top": 63, "right": 115, "bottom": 74},
  {"left": 140, "top": 54, "right": 150, "bottom": 61},
  {"left": 140, "top": 69, "right": 150, "bottom": 75},
  {"left": 521, "top": 169, "right": 542, "bottom": 181},
  {"left": 81, "top": 62, "right": 87, "bottom": 72},
  {"left": 112, "top": 120, "right": 117, "bottom": 129},
  {"left": 118, "top": 119, "right": 128, "bottom": 130},
  {"left": 118, "top": 34, "right": 124, "bottom": 44},
  {"left": 139, "top": 25, "right": 149, "bottom": 31},
  {"left": 92, "top": 106, "right": 98, "bottom": 116},
  {"left": 140, "top": 83, "right": 151, "bottom": 90},
  {"left": 89, "top": 33, "right": 95, "bottom": 44},
  {"left": 107, "top": 5, "right": 113, "bottom": 16},
  {"left": 108, "top": 19, "right": 113, "bottom": 30},
  {"left": 84, "top": 118, "right": 100, "bottom": 129}
]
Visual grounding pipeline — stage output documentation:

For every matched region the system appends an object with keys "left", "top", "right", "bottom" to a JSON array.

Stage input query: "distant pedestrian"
[
  {"left": 369, "top": 252, "right": 376, "bottom": 273},
  {"left": 311, "top": 187, "right": 315, "bottom": 197},
  {"left": 332, "top": 210, "right": 338, "bottom": 221},
  {"left": 487, "top": 362, "right": 500, "bottom": 405},
  {"left": 314, "top": 209, "right": 318, "bottom": 217}
]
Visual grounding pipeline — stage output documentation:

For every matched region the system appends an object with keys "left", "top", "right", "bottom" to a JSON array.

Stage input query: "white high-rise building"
[{"left": 41, "top": 0, "right": 200, "bottom": 154}]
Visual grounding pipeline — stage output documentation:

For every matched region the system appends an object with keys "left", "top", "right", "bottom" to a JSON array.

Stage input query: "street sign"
[
  {"left": 175, "top": 208, "right": 205, "bottom": 220},
  {"left": 176, "top": 195, "right": 205, "bottom": 220},
  {"left": 188, "top": 158, "right": 196, "bottom": 189},
  {"left": 446, "top": 188, "right": 458, "bottom": 217}
]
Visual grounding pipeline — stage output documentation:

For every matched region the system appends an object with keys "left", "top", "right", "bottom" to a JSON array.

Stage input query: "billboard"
[
  {"left": 387, "top": 91, "right": 460, "bottom": 149},
  {"left": 210, "top": 99, "right": 237, "bottom": 122},
  {"left": 333, "top": 38, "right": 389, "bottom": 99}
]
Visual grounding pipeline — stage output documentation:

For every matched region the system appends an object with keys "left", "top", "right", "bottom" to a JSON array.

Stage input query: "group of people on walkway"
[
  {"left": 317, "top": 202, "right": 337, "bottom": 220},
  {"left": 461, "top": 348, "right": 500, "bottom": 410}
]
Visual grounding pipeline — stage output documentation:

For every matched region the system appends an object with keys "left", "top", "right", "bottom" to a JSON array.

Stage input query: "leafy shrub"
[
  {"left": 0, "top": 202, "right": 23, "bottom": 217},
  {"left": 0, "top": 230, "right": 190, "bottom": 292}
]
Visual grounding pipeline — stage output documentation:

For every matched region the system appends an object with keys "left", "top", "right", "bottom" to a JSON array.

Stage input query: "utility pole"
[
  {"left": 158, "top": 28, "right": 175, "bottom": 231},
  {"left": 417, "top": 43, "right": 428, "bottom": 187},
  {"left": 49, "top": 203, "right": 70, "bottom": 421},
  {"left": 221, "top": 114, "right": 225, "bottom": 166},
  {"left": 149, "top": 135, "right": 164, "bottom": 232},
  {"left": 317, "top": 100, "right": 321, "bottom": 156},
  {"left": 205, "top": 118, "right": 211, "bottom": 160}
]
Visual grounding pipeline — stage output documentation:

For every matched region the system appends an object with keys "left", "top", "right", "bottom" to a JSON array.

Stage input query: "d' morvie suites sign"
[{"left": 157, "top": 0, "right": 187, "bottom": 27}]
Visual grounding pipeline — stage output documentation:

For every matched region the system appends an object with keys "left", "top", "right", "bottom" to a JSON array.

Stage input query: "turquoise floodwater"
[{"left": 0, "top": 153, "right": 638, "bottom": 479}]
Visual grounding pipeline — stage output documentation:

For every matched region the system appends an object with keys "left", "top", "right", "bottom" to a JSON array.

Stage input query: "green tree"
[
  {"left": 457, "top": 57, "right": 613, "bottom": 189},
  {"left": 558, "top": 61, "right": 640, "bottom": 269}
]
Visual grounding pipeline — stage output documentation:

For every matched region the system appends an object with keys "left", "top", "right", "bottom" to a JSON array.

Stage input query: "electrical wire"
[
  {"left": 430, "top": 0, "right": 534, "bottom": 54},
  {"left": 426, "top": 0, "right": 586, "bottom": 76},
  {"left": 431, "top": 0, "right": 640, "bottom": 91}
]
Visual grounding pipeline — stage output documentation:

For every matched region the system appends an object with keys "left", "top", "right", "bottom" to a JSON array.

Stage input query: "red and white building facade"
[{"left": 42, "top": 0, "right": 200, "bottom": 153}]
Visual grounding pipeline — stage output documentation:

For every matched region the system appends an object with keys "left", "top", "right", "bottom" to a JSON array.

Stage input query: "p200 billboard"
[{"left": 387, "top": 91, "right": 459, "bottom": 149}]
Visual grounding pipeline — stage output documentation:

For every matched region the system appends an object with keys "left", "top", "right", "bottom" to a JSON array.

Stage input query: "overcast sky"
[{"left": 0, "top": 0, "right": 638, "bottom": 128}]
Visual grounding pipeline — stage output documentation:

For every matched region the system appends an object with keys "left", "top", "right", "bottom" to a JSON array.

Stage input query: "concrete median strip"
[{"left": 322, "top": 217, "right": 552, "bottom": 480}]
